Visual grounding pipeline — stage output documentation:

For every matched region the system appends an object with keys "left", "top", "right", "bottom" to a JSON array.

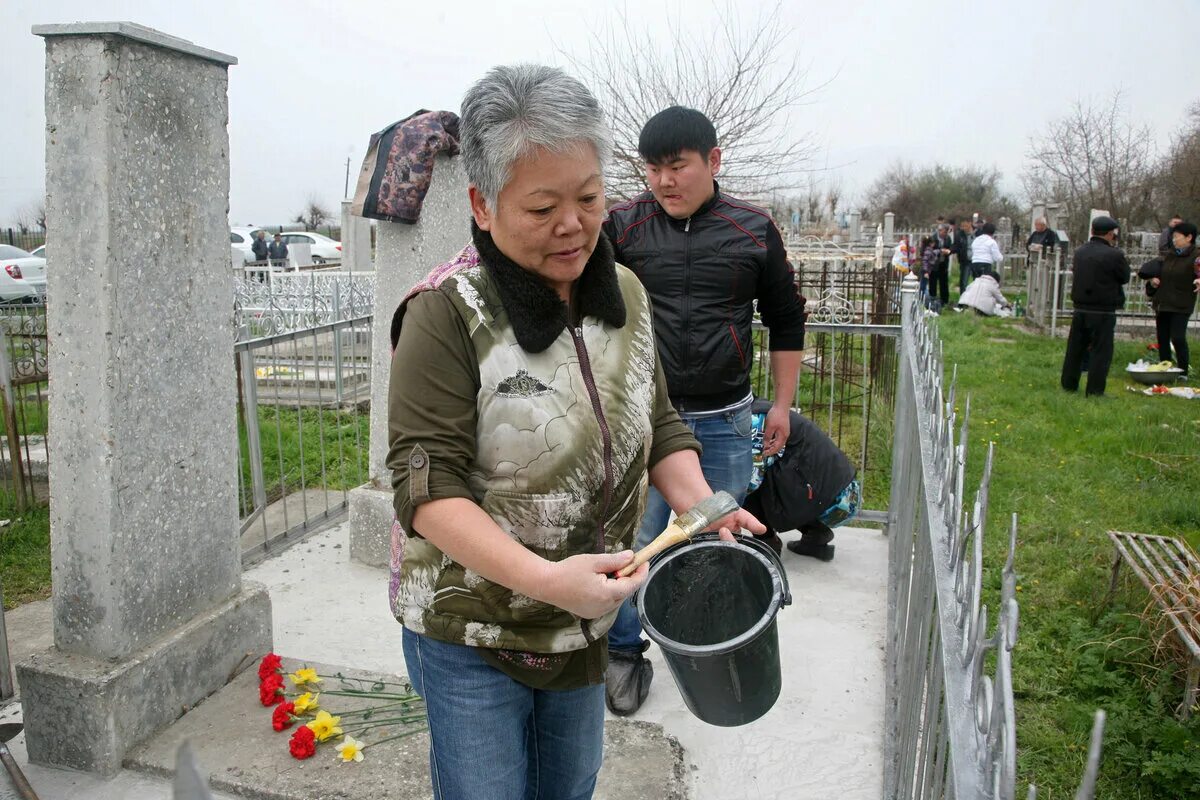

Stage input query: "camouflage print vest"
[{"left": 389, "top": 242, "right": 657, "bottom": 653}]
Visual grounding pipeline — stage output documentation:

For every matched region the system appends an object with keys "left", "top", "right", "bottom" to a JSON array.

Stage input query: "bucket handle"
[{"left": 735, "top": 534, "right": 792, "bottom": 607}]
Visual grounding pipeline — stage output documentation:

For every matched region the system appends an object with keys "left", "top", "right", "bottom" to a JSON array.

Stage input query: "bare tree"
[
  {"left": 1023, "top": 93, "right": 1156, "bottom": 242},
  {"left": 294, "top": 195, "right": 332, "bottom": 230},
  {"left": 561, "top": 2, "right": 823, "bottom": 200},
  {"left": 825, "top": 182, "right": 842, "bottom": 223},
  {"left": 1157, "top": 101, "right": 1200, "bottom": 224}
]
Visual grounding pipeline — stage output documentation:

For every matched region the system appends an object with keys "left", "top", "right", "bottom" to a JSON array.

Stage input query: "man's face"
[
  {"left": 1034, "top": 220, "right": 1046, "bottom": 232},
  {"left": 644, "top": 148, "right": 720, "bottom": 219},
  {"left": 1170, "top": 217, "right": 1183, "bottom": 228}
]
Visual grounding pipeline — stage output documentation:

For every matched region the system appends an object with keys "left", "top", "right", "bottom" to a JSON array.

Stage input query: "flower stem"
[
  {"left": 335, "top": 700, "right": 424, "bottom": 719},
  {"left": 319, "top": 689, "right": 423, "bottom": 702}
]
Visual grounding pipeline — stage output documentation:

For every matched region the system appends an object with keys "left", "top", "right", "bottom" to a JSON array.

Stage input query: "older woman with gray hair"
[{"left": 386, "top": 64, "right": 762, "bottom": 800}]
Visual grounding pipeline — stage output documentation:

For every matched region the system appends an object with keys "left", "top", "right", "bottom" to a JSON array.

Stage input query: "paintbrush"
[{"left": 616, "top": 491, "right": 740, "bottom": 578}]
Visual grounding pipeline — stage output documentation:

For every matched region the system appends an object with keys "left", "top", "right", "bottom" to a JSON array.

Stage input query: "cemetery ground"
[{"left": 1, "top": 308, "right": 1198, "bottom": 796}]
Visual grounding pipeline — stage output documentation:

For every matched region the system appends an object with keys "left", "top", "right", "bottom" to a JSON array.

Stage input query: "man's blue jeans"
[
  {"left": 403, "top": 628, "right": 605, "bottom": 800},
  {"left": 607, "top": 404, "right": 754, "bottom": 654}
]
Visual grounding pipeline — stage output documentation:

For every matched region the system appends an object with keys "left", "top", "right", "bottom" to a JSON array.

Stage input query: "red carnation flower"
[
  {"left": 272, "top": 701, "right": 296, "bottom": 732},
  {"left": 258, "top": 652, "right": 283, "bottom": 680},
  {"left": 259, "top": 673, "right": 285, "bottom": 706},
  {"left": 289, "top": 725, "right": 316, "bottom": 759}
]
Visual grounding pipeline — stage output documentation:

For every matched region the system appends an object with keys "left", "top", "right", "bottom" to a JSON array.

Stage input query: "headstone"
[
  {"left": 883, "top": 212, "right": 895, "bottom": 242},
  {"left": 341, "top": 200, "right": 373, "bottom": 272},
  {"left": 288, "top": 242, "right": 312, "bottom": 268},
  {"left": 18, "top": 22, "right": 272, "bottom": 776},
  {"left": 349, "top": 155, "right": 471, "bottom": 566},
  {"left": 848, "top": 210, "right": 861, "bottom": 243}
]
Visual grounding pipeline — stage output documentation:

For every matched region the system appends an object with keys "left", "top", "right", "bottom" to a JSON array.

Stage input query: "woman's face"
[
  {"left": 1172, "top": 231, "right": 1193, "bottom": 249},
  {"left": 471, "top": 144, "right": 604, "bottom": 302}
]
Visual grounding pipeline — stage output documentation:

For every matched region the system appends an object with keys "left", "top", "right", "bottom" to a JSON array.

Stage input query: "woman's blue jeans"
[
  {"left": 607, "top": 404, "right": 753, "bottom": 654},
  {"left": 403, "top": 628, "right": 605, "bottom": 800}
]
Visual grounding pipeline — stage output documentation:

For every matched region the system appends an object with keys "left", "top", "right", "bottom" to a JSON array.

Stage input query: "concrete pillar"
[
  {"left": 349, "top": 155, "right": 470, "bottom": 566},
  {"left": 1030, "top": 200, "right": 1046, "bottom": 230},
  {"left": 19, "top": 22, "right": 271, "bottom": 775},
  {"left": 341, "top": 199, "right": 373, "bottom": 272},
  {"left": 883, "top": 212, "right": 895, "bottom": 242},
  {"left": 848, "top": 210, "right": 861, "bottom": 243}
]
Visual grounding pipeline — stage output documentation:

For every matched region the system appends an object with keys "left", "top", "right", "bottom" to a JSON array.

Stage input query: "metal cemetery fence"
[
  {"left": 0, "top": 304, "right": 50, "bottom": 512},
  {"left": 883, "top": 275, "right": 1105, "bottom": 799},
  {"left": 1024, "top": 248, "right": 1198, "bottom": 338},
  {"left": 233, "top": 270, "right": 375, "bottom": 559}
]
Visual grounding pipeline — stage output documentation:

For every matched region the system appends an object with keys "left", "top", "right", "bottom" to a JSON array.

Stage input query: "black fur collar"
[{"left": 471, "top": 222, "right": 625, "bottom": 353}]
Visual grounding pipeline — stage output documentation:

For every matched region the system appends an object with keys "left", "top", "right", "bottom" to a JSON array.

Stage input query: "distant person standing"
[
  {"left": 1150, "top": 221, "right": 1200, "bottom": 377},
  {"left": 929, "top": 223, "right": 953, "bottom": 309},
  {"left": 969, "top": 222, "right": 1004, "bottom": 280},
  {"left": 251, "top": 229, "right": 269, "bottom": 263},
  {"left": 268, "top": 232, "right": 289, "bottom": 267},
  {"left": 1159, "top": 215, "right": 1184, "bottom": 250},
  {"left": 1026, "top": 218, "right": 1059, "bottom": 255},
  {"left": 952, "top": 218, "right": 973, "bottom": 294},
  {"left": 1061, "top": 216, "right": 1130, "bottom": 396}
]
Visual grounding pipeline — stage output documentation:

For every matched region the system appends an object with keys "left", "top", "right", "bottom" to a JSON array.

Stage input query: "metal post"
[
  {"left": 239, "top": 348, "right": 268, "bottom": 523},
  {"left": 0, "top": 330, "right": 28, "bottom": 512},
  {"left": 1050, "top": 250, "right": 1062, "bottom": 336},
  {"left": 0, "top": 577, "right": 13, "bottom": 701},
  {"left": 332, "top": 280, "right": 345, "bottom": 403},
  {"left": 883, "top": 272, "right": 920, "bottom": 799}
]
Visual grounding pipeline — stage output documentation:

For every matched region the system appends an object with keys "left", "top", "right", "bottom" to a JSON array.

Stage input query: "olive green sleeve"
[
  {"left": 647, "top": 346, "right": 701, "bottom": 468},
  {"left": 387, "top": 290, "right": 480, "bottom": 533}
]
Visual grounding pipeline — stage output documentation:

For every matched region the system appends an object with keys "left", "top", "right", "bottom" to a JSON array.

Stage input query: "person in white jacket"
[
  {"left": 955, "top": 269, "right": 1011, "bottom": 316},
  {"left": 968, "top": 221, "right": 1004, "bottom": 279}
]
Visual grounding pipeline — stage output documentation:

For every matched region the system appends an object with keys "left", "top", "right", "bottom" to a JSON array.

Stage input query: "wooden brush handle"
[{"left": 617, "top": 526, "right": 690, "bottom": 578}]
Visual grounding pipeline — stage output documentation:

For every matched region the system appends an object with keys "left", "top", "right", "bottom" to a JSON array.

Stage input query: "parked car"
[
  {"left": 279, "top": 231, "right": 342, "bottom": 263},
  {"left": 0, "top": 244, "right": 45, "bottom": 301},
  {"left": 230, "top": 227, "right": 268, "bottom": 264}
]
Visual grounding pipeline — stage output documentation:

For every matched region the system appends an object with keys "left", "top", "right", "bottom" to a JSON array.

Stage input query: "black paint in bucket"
[{"left": 636, "top": 534, "right": 791, "bottom": 726}]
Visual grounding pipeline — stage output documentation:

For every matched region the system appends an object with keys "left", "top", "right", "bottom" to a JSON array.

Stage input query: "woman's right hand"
[{"left": 536, "top": 551, "right": 648, "bottom": 620}]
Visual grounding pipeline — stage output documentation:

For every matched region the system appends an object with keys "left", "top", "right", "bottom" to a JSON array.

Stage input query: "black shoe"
[
  {"left": 788, "top": 525, "right": 836, "bottom": 561},
  {"left": 787, "top": 540, "right": 836, "bottom": 561},
  {"left": 606, "top": 642, "right": 652, "bottom": 716}
]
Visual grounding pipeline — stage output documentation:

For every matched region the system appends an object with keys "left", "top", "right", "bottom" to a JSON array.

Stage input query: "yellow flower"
[
  {"left": 293, "top": 692, "right": 319, "bottom": 715},
  {"left": 306, "top": 710, "right": 343, "bottom": 742},
  {"left": 290, "top": 667, "right": 321, "bottom": 687},
  {"left": 335, "top": 735, "right": 365, "bottom": 763}
]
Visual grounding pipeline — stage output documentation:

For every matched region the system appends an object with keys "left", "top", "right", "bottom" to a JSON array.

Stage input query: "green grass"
[
  {"left": 237, "top": 405, "right": 369, "bottom": 514},
  {"left": 0, "top": 501, "right": 50, "bottom": 608},
  {"left": 935, "top": 310, "right": 1200, "bottom": 798}
]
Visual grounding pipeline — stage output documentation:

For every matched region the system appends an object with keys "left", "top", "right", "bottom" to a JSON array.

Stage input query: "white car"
[
  {"left": 278, "top": 231, "right": 342, "bottom": 263},
  {"left": 230, "top": 227, "right": 268, "bottom": 264},
  {"left": 0, "top": 245, "right": 45, "bottom": 301}
]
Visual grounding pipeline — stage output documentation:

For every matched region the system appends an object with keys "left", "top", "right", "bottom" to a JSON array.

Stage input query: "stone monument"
[
  {"left": 349, "top": 156, "right": 471, "bottom": 566},
  {"left": 17, "top": 22, "right": 272, "bottom": 775}
]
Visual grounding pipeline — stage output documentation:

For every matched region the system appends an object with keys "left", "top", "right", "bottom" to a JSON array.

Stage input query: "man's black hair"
[
  {"left": 1171, "top": 221, "right": 1198, "bottom": 240},
  {"left": 947, "top": 217, "right": 958, "bottom": 225},
  {"left": 981, "top": 222, "right": 997, "bottom": 236},
  {"left": 638, "top": 106, "right": 718, "bottom": 165}
]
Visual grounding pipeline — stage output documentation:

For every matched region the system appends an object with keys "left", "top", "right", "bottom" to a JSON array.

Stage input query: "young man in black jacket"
[
  {"left": 1061, "top": 216, "right": 1131, "bottom": 396},
  {"left": 601, "top": 106, "right": 807, "bottom": 716}
]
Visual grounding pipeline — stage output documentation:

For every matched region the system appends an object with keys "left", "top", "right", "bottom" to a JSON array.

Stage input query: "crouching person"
[
  {"left": 955, "top": 267, "right": 1012, "bottom": 316},
  {"left": 742, "top": 399, "right": 860, "bottom": 562}
]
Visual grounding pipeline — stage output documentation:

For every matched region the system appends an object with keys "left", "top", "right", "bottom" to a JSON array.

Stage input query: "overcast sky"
[{"left": 2, "top": 0, "right": 1196, "bottom": 229}]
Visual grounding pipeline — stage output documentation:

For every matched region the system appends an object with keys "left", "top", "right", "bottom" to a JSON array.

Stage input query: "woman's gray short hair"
[{"left": 460, "top": 64, "right": 611, "bottom": 210}]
